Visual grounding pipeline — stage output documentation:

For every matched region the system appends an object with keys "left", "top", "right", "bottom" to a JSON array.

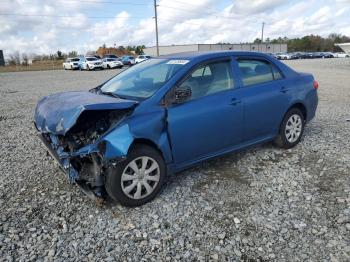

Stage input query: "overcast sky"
[{"left": 0, "top": 0, "right": 349, "bottom": 57}]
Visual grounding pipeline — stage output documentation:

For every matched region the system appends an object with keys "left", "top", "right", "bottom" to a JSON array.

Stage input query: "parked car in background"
[
  {"left": 103, "top": 54, "right": 119, "bottom": 59},
  {"left": 34, "top": 51, "right": 318, "bottom": 206},
  {"left": 320, "top": 52, "right": 335, "bottom": 58},
  {"left": 278, "top": 53, "right": 292, "bottom": 60},
  {"left": 334, "top": 52, "right": 349, "bottom": 58},
  {"left": 135, "top": 55, "right": 151, "bottom": 63},
  {"left": 79, "top": 57, "right": 103, "bottom": 70},
  {"left": 121, "top": 56, "right": 136, "bottom": 65},
  {"left": 267, "top": 53, "right": 277, "bottom": 59},
  {"left": 102, "top": 58, "right": 123, "bottom": 69},
  {"left": 63, "top": 58, "right": 80, "bottom": 70}
]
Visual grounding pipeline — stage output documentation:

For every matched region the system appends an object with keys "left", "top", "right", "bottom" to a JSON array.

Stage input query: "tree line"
[
  {"left": 6, "top": 45, "right": 146, "bottom": 65},
  {"left": 6, "top": 34, "right": 350, "bottom": 65},
  {"left": 253, "top": 33, "right": 350, "bottom": 52}
]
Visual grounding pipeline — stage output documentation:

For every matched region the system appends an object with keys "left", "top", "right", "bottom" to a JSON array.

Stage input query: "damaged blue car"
[{"left": 34, "top": 51, "right": 318, "bottom": 206}]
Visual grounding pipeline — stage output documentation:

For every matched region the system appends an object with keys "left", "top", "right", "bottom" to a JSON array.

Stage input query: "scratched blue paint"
[{"left": 101, "top": 124, "right": 134, "bottom": 159}]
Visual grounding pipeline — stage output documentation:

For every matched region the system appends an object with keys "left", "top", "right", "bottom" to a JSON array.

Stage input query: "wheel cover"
[
  {"left": 121, "top": 156, "right": 160, "bottom": 200},
  {"left": 285, "top": 114, "right": 302, "bottom": 143}
]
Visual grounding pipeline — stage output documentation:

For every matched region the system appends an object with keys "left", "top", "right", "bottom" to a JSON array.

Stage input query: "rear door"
[
  {"left": 166, "top": 58, "right": 244, "bottom": 167},
  {"left": 234, "top": 57, "right": 292, "bottom": 142}
]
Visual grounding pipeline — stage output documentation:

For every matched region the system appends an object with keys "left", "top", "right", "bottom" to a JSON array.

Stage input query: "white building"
[
  {"left": 144, "top": 43, "right": 287, "bottom": 56},
  {"left": 336, "top": 43, "right": 350, "bottom": 54}
]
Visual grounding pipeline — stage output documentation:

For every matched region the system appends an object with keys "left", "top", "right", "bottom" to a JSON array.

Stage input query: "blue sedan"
[{"left": 34, "top": 51, "right": 318, "bottom": 206}]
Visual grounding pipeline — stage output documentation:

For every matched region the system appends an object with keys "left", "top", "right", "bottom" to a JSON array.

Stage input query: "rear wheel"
[
  {"left": 274, "top": 108, "right": 305, "bottom": 149},
  {"left": 105, "top": 145, "right": 166, "bottom": 207}
]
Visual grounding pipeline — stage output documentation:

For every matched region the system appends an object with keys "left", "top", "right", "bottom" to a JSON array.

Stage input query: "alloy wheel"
[{"left": 285, "top": 114, "right": 302, "bottom": 143}]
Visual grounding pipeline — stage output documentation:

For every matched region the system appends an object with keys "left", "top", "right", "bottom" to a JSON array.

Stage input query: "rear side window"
[{"left": 237, "top": 59, "right": 282, "bottom": 86}]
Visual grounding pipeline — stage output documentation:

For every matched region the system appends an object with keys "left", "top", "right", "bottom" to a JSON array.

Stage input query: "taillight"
[{"left": 313, "top": 80, "right": 319, "bottom": 90}]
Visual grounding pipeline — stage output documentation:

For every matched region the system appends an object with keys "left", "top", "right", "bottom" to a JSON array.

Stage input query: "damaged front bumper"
[
  {"left": 37, "top": 130, "right": 127, "bottom": 201},
  {"left": 38, "top": 133, "right": 81, "bottom": 183}
]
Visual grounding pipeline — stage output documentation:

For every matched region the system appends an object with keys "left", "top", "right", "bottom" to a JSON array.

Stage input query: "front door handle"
[
  {"left": 280, "top": 86, "right": 290, "bottom": 93},
  {"left": 230, "top": 98, "right": 241, "bottom": 106}
]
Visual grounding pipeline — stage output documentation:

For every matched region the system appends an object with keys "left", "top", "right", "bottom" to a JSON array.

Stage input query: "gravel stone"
[{"left": 0, "top": 59, "right": 350, "bottom": 261}]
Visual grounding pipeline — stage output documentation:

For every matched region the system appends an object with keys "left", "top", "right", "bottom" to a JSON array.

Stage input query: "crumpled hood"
[{"left": 34, "top": 91, "right": 137, "bottom": 135}]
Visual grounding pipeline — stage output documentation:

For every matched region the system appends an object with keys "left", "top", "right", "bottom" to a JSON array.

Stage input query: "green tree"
[
  {"left": 254, "top": 38, "right": 262, "bottom": 44},
  {"left": 57, "top": 50, "right": 63, "bottom": 58}
]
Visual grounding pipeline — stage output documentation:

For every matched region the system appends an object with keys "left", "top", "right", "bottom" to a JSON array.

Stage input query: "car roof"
[{"left": 159, "top": 51, "right": 273, "bottom": 60}]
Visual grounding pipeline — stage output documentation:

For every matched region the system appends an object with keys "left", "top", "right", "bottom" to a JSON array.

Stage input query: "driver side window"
[{"left": 177, "top": 60, "right": 234, "bottom": 101}]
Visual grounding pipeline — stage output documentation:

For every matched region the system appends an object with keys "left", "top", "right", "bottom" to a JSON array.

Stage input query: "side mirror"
[{"left": 174, "top": 86, "right": 192, "bottom": 104}]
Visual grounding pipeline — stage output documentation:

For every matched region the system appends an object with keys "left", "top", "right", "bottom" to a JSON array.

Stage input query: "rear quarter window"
[{"left": 237, "top": 59, "right": 283, "bottom": 86}]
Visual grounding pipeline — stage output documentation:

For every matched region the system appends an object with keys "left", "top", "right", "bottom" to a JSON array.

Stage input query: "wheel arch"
[
  {"left": 277, "top": 102, "right": 307, "bottom": 135},
  {"left": 288, "top": 102, "right": 307, "bottom": 121},
  {"left": 128, "top": 137, "right": 171, "bottom": 164}
]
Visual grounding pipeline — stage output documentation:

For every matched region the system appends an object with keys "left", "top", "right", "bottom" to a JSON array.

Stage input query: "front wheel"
[
  {"left": 105, "top": 145, "right": 167, "bottom": 207},
  {"left": 274, "top": 108, "right": 305, "bottom": 149}
]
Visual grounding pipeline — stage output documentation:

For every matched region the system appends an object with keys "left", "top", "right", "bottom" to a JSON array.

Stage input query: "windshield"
[
  {"left": 71, "top": 58, "right": 80, "bottom": 62},
  {"left": 107, "top": 58, "right": 116, "bottom": 61},
  {"left": 100, "top": 58, "right": 188, "bottom": 99},
  {"left": 86, "top": 57, "right": 97, "bottom": 61}
]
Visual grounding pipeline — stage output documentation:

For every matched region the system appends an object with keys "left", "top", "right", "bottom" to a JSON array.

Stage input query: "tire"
[
  {"left": 105, "top": 144, "right": 167, "bottom": 207},
  {"left": 274, "top": 108, "right": 305, "bottom": 149},
  {"left": 107, "top": 65, "right": 110, "bottom": 69}
]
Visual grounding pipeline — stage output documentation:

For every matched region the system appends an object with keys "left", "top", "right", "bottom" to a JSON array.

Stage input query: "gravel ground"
[{"left": 0, "top": 59, "right": 349, "bottom": 261}]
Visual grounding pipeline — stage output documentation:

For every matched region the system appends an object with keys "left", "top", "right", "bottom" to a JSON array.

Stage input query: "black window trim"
[{"left": 235, "top": 56, "right": 285, "bottom": 88}]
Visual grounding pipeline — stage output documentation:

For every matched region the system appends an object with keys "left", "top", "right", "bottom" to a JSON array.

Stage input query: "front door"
[{"left": 166, "top": 59, "right": 244, "bottom": 167}]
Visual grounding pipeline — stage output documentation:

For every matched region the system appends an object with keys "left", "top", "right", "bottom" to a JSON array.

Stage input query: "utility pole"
[
  {"left": 261, "top": 22, "right": 265, "bottom": 43},
  {"left": 153, "top": 0, "right": 159, "bottom": 56}
]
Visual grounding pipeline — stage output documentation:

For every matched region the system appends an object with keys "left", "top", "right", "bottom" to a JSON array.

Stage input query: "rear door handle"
[
  {"left": 280, "top": 86, "right": 290, "bottom": 93},
  {"left": 230, "top": 98, "right": 241, "bottom": 106}
]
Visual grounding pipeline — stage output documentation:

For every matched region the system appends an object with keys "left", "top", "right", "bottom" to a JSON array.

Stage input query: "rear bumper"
[{"left": 306, "top": 91, "right": 318, "bottom": 122}]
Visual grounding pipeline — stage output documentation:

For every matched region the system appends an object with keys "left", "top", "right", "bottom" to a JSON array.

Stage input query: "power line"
[
  {"left": 0, "top": 13, "right": 148, "bottom": 19},
  {"left": 157, "top": 4, "right": 241, "bottom": 21},
  {"left": 60, "top": 0, "right": 150, "bottom": 6},
  {"left": 0, "top": 0, "right": 149, "bottom": 5}
]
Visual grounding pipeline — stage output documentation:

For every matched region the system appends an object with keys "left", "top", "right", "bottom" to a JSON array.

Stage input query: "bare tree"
[
  {"left": 9, "top": 51, "right": 20, "bottom": 65},
  {"left": 22, "top": 53, "right": 29, "bottom": 66}
]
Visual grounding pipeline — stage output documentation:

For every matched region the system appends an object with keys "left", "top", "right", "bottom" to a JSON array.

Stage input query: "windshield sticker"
[{"left": 166, "top": 60, "right": 189, "bottom": 65}]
